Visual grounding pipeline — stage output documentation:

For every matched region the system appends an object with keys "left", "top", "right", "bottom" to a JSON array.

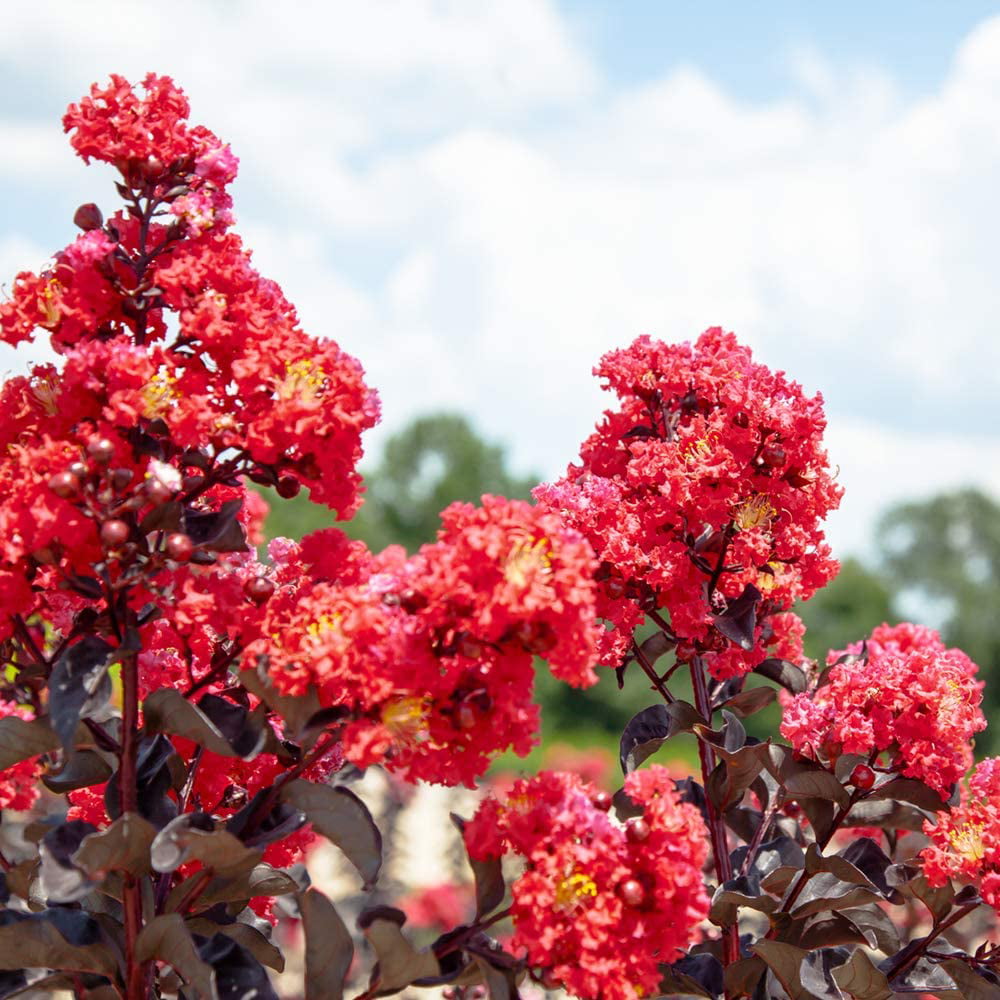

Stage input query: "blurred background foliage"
[{"left": 259, "top": 413, "right": 1000, "bottom": 765}]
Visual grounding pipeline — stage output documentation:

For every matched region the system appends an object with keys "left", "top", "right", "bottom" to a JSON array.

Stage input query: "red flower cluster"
[
  {"left": 64, "top": 73, "right": 238, "bottom": 237},
  {"left": 463, "top": 767, "right": 709, "bottom": 1000},
  {"left": 256, "top": 497, "right": 601, "bottom": 786},
  {"left": 535, "top": 329, "right": 841, "bottom": 677},
  {"left": 922, "top": 756, "right": 1000, "bottom": 910},
  {"left": 780, "top": 623, "right": 986, "bottom": 798}
]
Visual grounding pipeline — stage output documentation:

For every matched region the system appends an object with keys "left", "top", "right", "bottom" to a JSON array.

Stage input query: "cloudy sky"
[{"left": 2, "top": 1, "right": 999, "bottom": 558}]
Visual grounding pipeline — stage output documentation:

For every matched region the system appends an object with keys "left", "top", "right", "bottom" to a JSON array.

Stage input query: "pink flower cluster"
[
  {"left": 463, "top": 767, "right": 709, "bottom": 1000},
  {"left": 780, "top": 623, "right": 986, "bottom": 798},
  {"left": 922, "top": 756, "right": 1000, "bottom": 910},
  {"left": 536, "top": 329, "right": 841, "bottom": 677}
]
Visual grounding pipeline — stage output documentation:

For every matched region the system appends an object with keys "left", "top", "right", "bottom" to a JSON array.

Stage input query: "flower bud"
[
  {"left": 73, "top": 203, "right": 104, "bottom": 231},
  {"left": 850, "top": 764, "right": 876, "bottom": 791},
  {"left": 276, "top": 475, "right": 301, "bottom": 499},
  {"left": 625, "top": 817, "right": 650, "bottom": 843},
  {"left": 592, "top": 791, "right": 613, "bottom": 812},
  {"left": 165, "top": 533, "right": 194, "bottom": 563},
  {"left": 48, "top": 471, "right": 81, "bottom": 499},
  {"left": 100, "top": 519, "right": 130, "bottom": 548},
  {"left": 618, "top": 879, "right": 646, "bottom": 907},
  {"left": 244, "top": 575, "right": 275, "bottom": 606},
  {"left": 87, "top": 438, "right": 115, "bottom": 464}
]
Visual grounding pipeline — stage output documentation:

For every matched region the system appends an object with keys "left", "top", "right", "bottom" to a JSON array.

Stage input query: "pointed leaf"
[
  {"left": 713, "top": 584, "right": 761, "bottom": 649},
  {"left": 197, "top": 932, "right": 278, "bottom": 1000},
  {"left": 0, "top": 910, "right": 118, "bottom": 977},
  {"left": 136, "top": 914, "right": 218, "bottom": 999},
  {"left": 143, "top": 689, "right": 251, "bottom": 759},
  {"left": 832, "top": 949, "right": 892, "bottom": 1000},
  {"left": 282, "top": 780, "right": 382, "bottom": 888},
  {"left": 48, "top": 636, "right": 115, "bottom": 752},
  {"left": 719, "top": 685, "right": 777, "bottom": 718},
  {"left": 41, "top": 749, "right": 112, "bottom": 793},
  {"left": 754, "top": 658, "right": 808, "bottom": 694},
  {"left": 0, "top": 717, "right": 58, "bottom": 770},
  {"left": 619, "top": 701, "right": 702, "bottom": 774},
  {"left": 298, "top": 889, "right": 353, "bottom": 1000},
  {"left": 752, "top": 940, "right": 809, "bottom": 1000},
  {"left": 452, "top": 814, "right": 505, "bottom": 918},
  {"left": 185, "top": 920, "right": 285, "bottom": 973},
  {"left": 74, "top": 813, "right": 157, "bottom": 880},
  {"left": 358, "top": 907, "right": 440, "bottom": 995}
]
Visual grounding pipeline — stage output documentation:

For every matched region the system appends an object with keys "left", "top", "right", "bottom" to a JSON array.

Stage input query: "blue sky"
[
  {"left": 2, "top": 1, "right": 1000, "bottom": 560},
  {"left": 565, "top": 2, "right": 1000, "bottom": 98}
]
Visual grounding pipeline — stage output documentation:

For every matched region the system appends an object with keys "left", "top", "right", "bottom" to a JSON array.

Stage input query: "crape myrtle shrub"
[{"left": 0, "top": 73, "right": 996, "bottom": 1000}]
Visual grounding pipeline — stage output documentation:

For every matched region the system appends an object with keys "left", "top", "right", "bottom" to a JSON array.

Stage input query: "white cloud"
[{"left": 1, "top": 5, "right": 1000, "bottom": 558}]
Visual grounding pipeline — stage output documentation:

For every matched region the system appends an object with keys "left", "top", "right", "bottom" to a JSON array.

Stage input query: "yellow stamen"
[
  {"left": 734, "top": 494, "right": 776, "bottom": 532},
  {"left": 382, "top": 696, "right": 430, "bottom": 745},
  {"left": 503, "top": 535, "right": 552, "bottom": 588},
  {"left": 950, "top": 822, "right": 985, "bottom": 863},
  {"left": 30, "top": 374, "right": 60, "bottom": 416},
  {"left": 277, "top": 359, "right": 327, "bottom": 403},
  {"left": 142, "top": 368, "right": 178, "bottom": 418},
  {"left": 680, "top": 432, "right": 717, "bottom": 463},
  {"left": 39, "top": 278, "right": 62, "bottom": 327},
  {"left": 554, "top": 872, "right": 598, "bottom": 911}
]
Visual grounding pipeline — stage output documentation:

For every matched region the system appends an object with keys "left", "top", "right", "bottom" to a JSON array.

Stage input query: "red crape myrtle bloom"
[
  {"left": 780, "top": 623, "right": 986, "bottom": 798},
  {"left": 463, "top": 766, "right": 709, "bottom": 1000},
  {"left": 255, "top": 496, "right": 601, "bottom": 786},
  {"left": 922, "top": 757, "right": 1000, "bottom": 910},
  {"left": 535, "top": 329, "right": 841, "bottom": 678}
]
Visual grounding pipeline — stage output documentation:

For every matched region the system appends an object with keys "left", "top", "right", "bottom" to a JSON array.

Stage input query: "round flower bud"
[
  {"left": 87, "top": 438, "right": 115, "bottom": 464},
  {"left": 244, "top": 576, "right": 275, "bottom": 606},
  {"left": 165, "top": 533, "right": 194, "bottom": 563},
  {"left": 73, "top": 203, "right": 104, "bottom": 231},
  {"left": 618, "top": 879, "right": 646, "bottom": 907},
  {"left": 850, "top": 764, "right": 876, "bottom": 791},
  {"left": 625, "top": 817, "right": 650, "bottom": 843},
  {"left": 48, "top": 471, "right": 81, "bottom": 500},
  {"left": 100, "top": 519, "right": 130, "bottom": 548},
  {"left": 276, "top": 475, "right": 301, "bottom": 499},
  {"left": 592, "top": 791, "right": 613, "bottom": 812}
]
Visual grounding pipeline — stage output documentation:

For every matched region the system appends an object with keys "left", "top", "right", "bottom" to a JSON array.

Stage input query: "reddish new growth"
[
  {"left": 463, "top": 767, "right": 709, "bottom": 1000},
  {"left": 922, "top": 757, "right": 1000, "bottom": 910},
  {"left": 536, "top": 329, "right": 841, "bottom": 678},
  {"left": 256, "top": 496, "right": 601, "bottom": 786},
  {"left": 781, "top": 623, "right": 986, "bottom": 798}
]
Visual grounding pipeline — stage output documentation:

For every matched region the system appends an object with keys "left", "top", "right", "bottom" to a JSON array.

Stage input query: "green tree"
[
  {"left": 262, "top": 413, "right": 538, "bottom": 550},
  {"left": 797, "top": 557, "right": 894, "bottom": 663},
  {"left": 877, "top": 488, "right": 1000, "bottom": 751}
]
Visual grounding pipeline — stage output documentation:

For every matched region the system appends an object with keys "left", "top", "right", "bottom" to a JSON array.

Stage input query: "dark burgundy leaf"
[
  {"left": 753, "top": 657, "right": 808, "bottom": 694},
  {"left": 197, "top": 932, "right": 278, "bottom": 1000},
  {"left": 197, "top": 694, "right": 267, "bottom": 759},
  {"left": 712, "top": 583, "right": 761, "bottom": 650},
  {"left": 184, "top": 499, "right": 247, "bottom": 553},
  {"left": 619, "top": 701, "right": 702, "bottom": 774},
  {"left": 48, "top": 636, "right": 115, "bottom": 753},
  {"left": 105, "top": 734, "right": 178, "bottom": 829},
  {"left": 800, "top": 947, "right": 852, "bottom": 1000},
  {"left": 451, "top": 815, "right": 505, "bottom": 918}
]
